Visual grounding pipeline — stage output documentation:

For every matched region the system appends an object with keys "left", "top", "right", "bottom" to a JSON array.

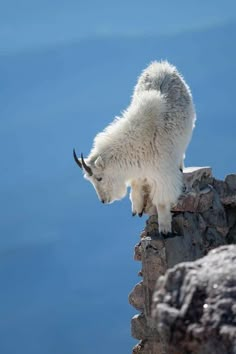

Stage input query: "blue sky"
[
  {"left": 1, "top": 1, "right": 236, "bottom": 353},
  {"left": 1, "top": 0, "right": 236, "bottom": 51}
]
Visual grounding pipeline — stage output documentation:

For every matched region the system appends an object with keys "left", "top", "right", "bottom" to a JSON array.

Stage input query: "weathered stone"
[
  {"left": 132, "top": 341, "right": 146, "bottom": 354},
  {"left": 173, "top": 187, "right": 214, "bottom": 213},
  {"left": 214, "top": 175, "right": 236, "bottom": 207},
  {"left": 165, "top": 215, "right": 205, "bottom": 267},
  {"left": 183, "top": 166, "right": 212, "bottom": 192},
  {"left": 227, "top": 222, "right": 236, "bottom": 244},
  {"left": 225, "top": 174, "right": 236, "bottom": 191},
  {"left": 134, "top": 242, "right": 142, "bottom": 261},
  {"left": 132, "top": 340, "right": 166, "bottom": 354},
  {"left": 130, "top": 167, "right": 236, "bottom": 354},
  {"left": 129, "top": 282, "right": 145, "bottom": 311},
  {"left": 201, "top": 189, "right": 228, "bottom": 230},
  {"left": 138, "top": 234, "right": 167, "bottom": 327},
  {"left": 140, "top": 236, "right": 166, "bottom": 286},
  {"left": 213, "top": 178, "right": 227, "bottom": 197},
  {"left": 152, "top": 245, "right": 236, "bottom": 354},
  {"left": 221, "top": 194, "right": 236, "bottom": 207},
  {"left": 131, "top": 314, "right": 149, "bottom": 340}
]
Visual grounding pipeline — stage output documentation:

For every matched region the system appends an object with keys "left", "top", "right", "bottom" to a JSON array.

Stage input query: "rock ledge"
[{"left": 129, "top": 167, "right": 236, "bottom": 353}]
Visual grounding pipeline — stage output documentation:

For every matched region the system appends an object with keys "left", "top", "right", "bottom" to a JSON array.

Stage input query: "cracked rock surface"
[
  {"left": 152, "top": 245, "right": 236, "bottom": 354},
  {"left": 129, "top": 167, "right": 236, "bottom": 354}
]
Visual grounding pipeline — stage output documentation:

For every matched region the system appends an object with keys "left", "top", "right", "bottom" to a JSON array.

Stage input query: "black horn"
[
  {"left": 73, "top": 149, "right": 82, "bottom": 169},
  {"left": 81, "top": 153, "right": 93, "bottom": 176}
]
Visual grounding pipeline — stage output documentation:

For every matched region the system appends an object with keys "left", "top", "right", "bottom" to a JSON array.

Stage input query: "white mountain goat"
[{"left": 73, "top": 61, "right": 196, "bottom": 235}]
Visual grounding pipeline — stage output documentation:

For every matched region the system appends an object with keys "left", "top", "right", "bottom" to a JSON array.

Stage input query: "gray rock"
[
  {"left": 214, "top": 175, "right": 236, "bottom": 207},
  {"left": 173, "top": 187, "right": 214, "bottom": 213},
  {"left": 131, "top": 314, "right": 149, "bottom": 340},
  {"left": 130, "top": 167, "right": 236, "bottom": 353},
  {"left": 183, "top": 166, "right": 212, "bottom": 192},
  {"left": 152, "top": 245, "right": 236, "bottom": 354},
  {"left": 129, "top": 282, "right": 145, "bottom": 311},
  {"left": 225, "top": 174, "right": 236, "bottom": 192},
  {"left": 132, "top": 339, "right": 166, "bottom": 354}
]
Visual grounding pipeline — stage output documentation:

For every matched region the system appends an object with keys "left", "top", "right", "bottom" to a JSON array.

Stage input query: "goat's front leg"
[
  {"left": 130, "top": 179, "right": 146, "bottom": 217},
  {"left": 130, "top": 179, "right": 156, "bottom": 217}
]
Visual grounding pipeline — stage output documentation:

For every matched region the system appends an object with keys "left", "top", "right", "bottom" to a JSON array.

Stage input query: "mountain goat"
[{"left": 73, "top": 61, "right": 196, "bottom": 235}]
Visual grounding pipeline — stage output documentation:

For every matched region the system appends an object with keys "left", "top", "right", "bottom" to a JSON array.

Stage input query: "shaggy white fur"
[{"left": 75, "top": 61, "right": 196, "bottom": 235}]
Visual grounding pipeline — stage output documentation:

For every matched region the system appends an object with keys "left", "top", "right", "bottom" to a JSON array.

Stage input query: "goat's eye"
[{"left": 96, "top": 177, "right": 103, "bottom": 182}]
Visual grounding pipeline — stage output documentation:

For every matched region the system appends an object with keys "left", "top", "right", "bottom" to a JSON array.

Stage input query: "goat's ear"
[{"left": 94, "top": 155, "right": 105, "bottom": 170}]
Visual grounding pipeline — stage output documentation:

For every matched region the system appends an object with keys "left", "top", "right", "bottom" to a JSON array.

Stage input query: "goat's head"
[{"left": 73, "top": 149, "right": 127, "bottom": 204}]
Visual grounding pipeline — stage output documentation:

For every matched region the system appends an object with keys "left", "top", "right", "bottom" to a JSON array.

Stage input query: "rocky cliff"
[
  {"left": 129, "top": 167, "right": 236, "bottom": 354},
  {"left": 152, "top": 244, "right": 236, "bottom": 354}
]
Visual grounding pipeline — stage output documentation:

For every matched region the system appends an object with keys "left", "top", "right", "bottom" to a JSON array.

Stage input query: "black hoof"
[
  {"left": 132, "top": 212, "right": 137, "bottom": 217},
  {"left": 160, "top": 232, "right": 172, "bottom": 239},
  {"left": 160, "top": 231, "right": 181, "bottom": 239},
  {"left": 138, "top": 212, "right": 143, "bottom": 217}
]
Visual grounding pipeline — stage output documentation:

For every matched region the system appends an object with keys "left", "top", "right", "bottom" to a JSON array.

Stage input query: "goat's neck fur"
[{"left": 89, "top": 90, "right": 167, "bottom": 182}]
